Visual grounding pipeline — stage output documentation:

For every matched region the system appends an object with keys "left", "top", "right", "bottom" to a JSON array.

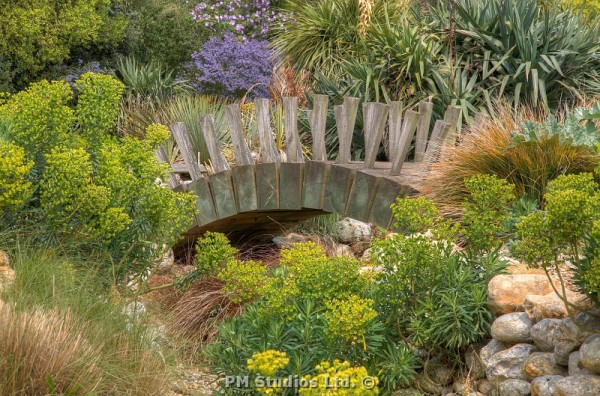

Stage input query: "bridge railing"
[{"left": 156, "top": 95, "right": 463, "bottom": 186}]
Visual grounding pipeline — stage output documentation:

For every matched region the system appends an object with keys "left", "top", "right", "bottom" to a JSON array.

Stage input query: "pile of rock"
[
  {"left": 467, "top": 273, "right": 600, "bottom": 396},
  {"left": 0, "top": 250, "right": 15, "bottom": 294}
]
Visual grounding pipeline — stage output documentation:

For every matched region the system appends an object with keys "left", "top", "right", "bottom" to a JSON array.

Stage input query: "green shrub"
[
  {"left": 0, "top": 142, "right": 33, "bottom": 212},
  {"left": 217, "top": 260, "right": 271, "bottom": 304},
  {"left": 326, "top": 296, "right": 378, "bottom": 345},
  {"left": 0, "top": 0, "right": 126, "bottom": 89},
  {"left": 0, "top": 75, "right": 197, "bottom": 279},
  {"left": 194, "top": 231, "right": 237, "bottom": 277},
  {"left": 515, "top": 172, "right": 600, "bottom": 303}
]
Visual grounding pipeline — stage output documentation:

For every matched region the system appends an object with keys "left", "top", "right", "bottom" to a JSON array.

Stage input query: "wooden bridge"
[{"left": 156, "top": 95, "right": 462, "bottom": 241}]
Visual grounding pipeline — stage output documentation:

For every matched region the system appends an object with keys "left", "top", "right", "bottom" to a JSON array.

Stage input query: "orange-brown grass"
[
  {"left": 169, "top": 277, "right": 242, "bottom": 344},
  {"left": 422, "top": 104, "right": 599, "bottom": 216},
  {"left": 0, "top": 302, "right": 102, "bottom": 395}
]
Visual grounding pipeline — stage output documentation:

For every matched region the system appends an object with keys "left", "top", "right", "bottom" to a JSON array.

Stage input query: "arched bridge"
[{"left": 155, "top": 96, "right": 464, "bottom": 241}]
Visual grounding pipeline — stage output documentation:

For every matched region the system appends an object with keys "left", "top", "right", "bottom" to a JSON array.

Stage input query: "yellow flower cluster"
[
  {"left": 218, "top": 259, "right": 271, "bottom": 304},
  {"left": 247, "top": 350, "right": 289, "bottom": 377},
  {"left": 0, "top": 142, "right": 33, "bottom": 212},
  {"left": 325, "top": 296, "right": 377, "bottom": 344},
  {"left": 299, "top": 360, "right": 379, "bottom": 395}
]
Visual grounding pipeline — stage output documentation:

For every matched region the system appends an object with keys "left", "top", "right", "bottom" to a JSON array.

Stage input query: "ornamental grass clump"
[{"left": 423, "top": 103, "right": 599, "bottom": 216}]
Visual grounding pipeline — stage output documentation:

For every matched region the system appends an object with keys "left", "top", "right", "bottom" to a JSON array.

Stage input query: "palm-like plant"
[
  {"left": 432, "top": 0, "right": 600, "bottom": 111},
  {"left": 116, "top": 56, "right": 190, "bottom": 99}
]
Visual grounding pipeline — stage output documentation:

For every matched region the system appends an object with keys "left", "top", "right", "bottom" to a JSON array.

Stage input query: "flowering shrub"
[
  {"left": 191, "top": 34, "right": 274, "bottom": 99},
  {"left": 0, "top": 142, "right": 33, "bottom": 212},
  {"left": 0, "top": 75, "right": 197, "bottom": 277},
  {"left": 247, "top": 350, "right": 289, "bottom": 377},
  {"left": 515, "top": 172, "right": 600, "bottom": 303},
  {"left": 299, "top": 360, "right": 379, "bottom": 396},
  {"left": 217, "top": 259, "right": 271, "bottom": 304},
  {"left": 326, "top": 296, "right": 378, "bottom": 344},
  {"left": 192, "top": 0, "right": 286, "bottom": 39}
]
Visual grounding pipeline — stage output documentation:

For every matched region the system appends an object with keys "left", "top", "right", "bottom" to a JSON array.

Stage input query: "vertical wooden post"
[
  {"left": 424, "top": 120, "right": 451, "bottom": 164},
  {"left": 363, "top": 102, "right": 389, "bottom": 169},
  {"left": 390, "top": 110, "right": 419, "bottom": 176},
  {"left": 283, "top": 97, "right": 303, "bottom": 163},
  {"left": 155, "top": 146, "right": 181, "bottom": 189},
  {"left": 309, "top": 94, "right": 329, "bottom": 161},
  {"left": 335, "top": 96, "right": 360, "bottom": 164},
  {"left": 442, "top": 105, "right": 462, "bottom": 147},
  {"left": 388, "top": 101, "right": 403, "bottom": 161},
  {"left": 414, "top": 101, "right": 433, "bottom": 162},
  {"left": 225, "top": 104, "right": 254, "bottom": 166},
  {"left": 171, "top": 122, "right": 203, "bottom": 181},
  {"left": 201, "top": 115, "right": 230, "bottom": 173},
  {"left": 255, "top": 98, "right": 280, "bottom": 163}
]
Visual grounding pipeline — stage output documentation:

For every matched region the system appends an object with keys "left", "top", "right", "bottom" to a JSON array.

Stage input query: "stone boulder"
[
  {"left": 569, "top": 351, "right": 594, "bottom": 376},
  {"left": 554, "top": 375, "right": 600, "bottom": 396},
  {"left": 331, "top": 243, "right": 354, "bottom": 258},
  {"left": 524, "top": 290, "right": 593, "bottom": 323},
  {"left": 522, "top": 352, "right": 568, "bottom": 380},
  {"left": 413, "top": 372, "right": 452, "bottom": 395},
  {"left": 336, "top": 218, "right": 372, "bottom": 244},
  {"left": 580, "top": 334, "right": 600, "bottom": 374},
  {"left": 554, "top": 313, "right": 600, "bottom": 366},
  {"left": 480, "top": 339, "right": 508, "bottom": 368},
  {"left": 530, "top": 375, "right": 563, "bottom": 396},
  {"left": 488, "top": 275, "right": 555, "bottom": 316},
  {"left": 491, "top": 313, "right": 533, "bottom": 344},
  {"left": 272, "top": 233, "right": 310, "bottom": 248},
  {"left": 530, "top": 319, "right": 562, "bottom": 352},
  {"left": 0, "top": 250, "right": 15, "bottom": 293},
  {"left": 465, "top": 344, "right": 487, "bottom": 380},
  {"left": 486, "top": 343, "right": 537, "bottom": 382},
  {"left": 498, "top": 379, "right": 530, "bottom": 396}
]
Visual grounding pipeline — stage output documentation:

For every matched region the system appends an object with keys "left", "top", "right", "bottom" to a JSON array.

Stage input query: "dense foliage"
[
  {"left": 0, "top": 0, "right": 126, "bottom": 90},
  {"left": 0, "top": 74, "right": 196, "bottom": 279}
]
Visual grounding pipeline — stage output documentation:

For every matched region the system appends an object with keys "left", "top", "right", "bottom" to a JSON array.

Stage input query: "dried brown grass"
[
  {"left": 422, "top": 104, "right": 599, "bottom": 216},
  {"left": 0, "top": 302, "right": 103, "bottom": 395}
]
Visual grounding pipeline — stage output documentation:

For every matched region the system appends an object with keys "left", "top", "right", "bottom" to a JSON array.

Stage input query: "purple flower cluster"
[
  {"left": 192, "top": 0, "right": 288, "bottom": 39},
  {"left": 192, "top": 34, "right": 274, "bottom": 99}
]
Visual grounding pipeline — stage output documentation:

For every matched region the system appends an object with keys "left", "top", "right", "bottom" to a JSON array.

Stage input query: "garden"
[{"left": 1, "top": 0, "right": 600, "bottom": 395}]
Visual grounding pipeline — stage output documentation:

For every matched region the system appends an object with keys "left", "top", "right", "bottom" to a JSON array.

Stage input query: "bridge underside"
[{"left": 176, "top": 161, "right": 425, "bottom": 244}]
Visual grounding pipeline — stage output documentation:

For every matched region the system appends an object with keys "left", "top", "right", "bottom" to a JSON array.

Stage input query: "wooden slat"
[
  {"left": 283, "top": 97, "right": 303, "bottom": 163},
  {"left": 388, "top": 101, "right": 403, "bottom": 160},
  {"left": 335, "top": 96, "right": 360, "bottom": 164},
  {"left": 442, "top": 105, "right": 462, "bottom": 147},
  {"left": 414, "top": 101, "right": 433, "bottom": 162},
  {"left": 201, "top": 115, "right": 230, "bottom": 173},
  {"left": 363, "top": 102, "right": 389, "bottom": 169},
  {"left": 309, "top": 94, "right": 329, "bottom": 161},
  {"left": 171, "top": 122, "right": 203, "bottom": 181},
  {"left": 154, "top": 146, "right": 181, "bottom": 189},
  {"left": 390, "top": 109, "right": 419, "bottom": 176},
  {"left": 225, "top": 104, "right": 254, "bottom": 166},
  {"left": 424, "top": 120, "right": 451, "bottom": 163},
  {"left": 255, "top": 98, "right": 280, "bottom": 163}
]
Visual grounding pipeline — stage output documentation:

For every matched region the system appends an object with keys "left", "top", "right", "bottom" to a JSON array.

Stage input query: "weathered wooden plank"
[
  {"left": 279, "top": 162, "right": 304, "bottom": 210},
  {"left": 225, "top": 104, "right": 254, "bottom": 166},
  {"left": 335, "top": 96, "right": 360, "bottom": 164},
  {"left": 187, "top": 178, "right": 218, "bottom": 226},
  {"left": 231, "top": 165, "right": 258, "bottom": 212},
  {"left": 255, "top": 98, "right": 280, "bottom": 163},
  {"left": 388, "top": 101, "right": 403, "bottom": 160},
  {"left": 363, "top": 102, "right": 389, "bottom": 169},
  {"left": 368, "top": 177, "right": 413, "bottom": 229},
  {"left": 424, "top": 120, "right": 451, "bottom": 164},
  {"left": 302, "top": 160, "right": 330, "bottom": 210},
  {"left": 345, "top": 170, "right": 380, "bottom": 223},
  {"left": 309, "top": 94, "right": 329, "bottom": 161},
  {"left": 255, "top": 162, "right": 279, "bottom": 210},
  {"left": 390, "top": 110, "right": 419, "bottom": 176},
  {"left": 155, "top": 146, "right": 181, "bottom": 189},
  {"left": 283, "top": 97, "right": 303, "bottom": 163},
  {"left": 201, "top": 115, "right": 230, "bottom": 173},
  {"left": 442, "top": 105, "right": 462, "bottom": 147},
  {"left": 414, "top": 101, "right": 433, "bottom": 162},
  {"left": 209, "top": 171, "right": 237, "bottom": 219},
  {"left": 171, "top": 122, "right": 202, "bottom": 180},
  {"left": 323, "top": 164, "right": 356, "bottom": 215}
]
